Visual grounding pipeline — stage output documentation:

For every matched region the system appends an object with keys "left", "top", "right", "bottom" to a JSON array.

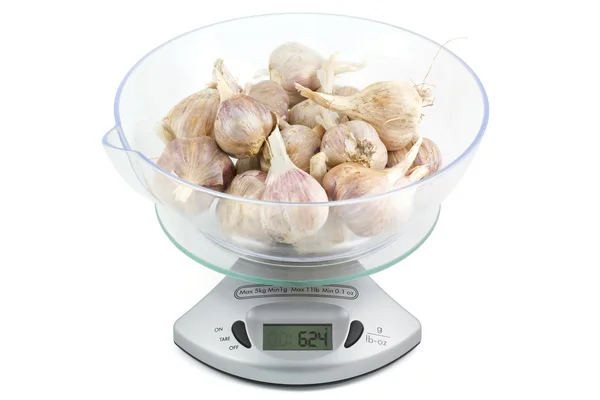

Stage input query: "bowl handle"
[{"left": 102, "top": 127, "right": 159, "bottom": 203}]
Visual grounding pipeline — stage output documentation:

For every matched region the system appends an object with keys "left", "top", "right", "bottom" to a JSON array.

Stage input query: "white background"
[{"left": 1, "top": 1, "right": 599, "bottom": 399}]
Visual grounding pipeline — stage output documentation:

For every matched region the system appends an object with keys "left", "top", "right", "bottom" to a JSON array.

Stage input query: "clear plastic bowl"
[{"left": 103, "top": 13, "right": 489, "bottom": 285}]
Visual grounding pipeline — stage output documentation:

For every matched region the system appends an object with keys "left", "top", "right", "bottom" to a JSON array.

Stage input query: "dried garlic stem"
[
  {"left": 212, "top": 58, "right": 243, "bottom": 95},
  {"left": 310, "top": 152, "right": 329, "bottom": 185}
]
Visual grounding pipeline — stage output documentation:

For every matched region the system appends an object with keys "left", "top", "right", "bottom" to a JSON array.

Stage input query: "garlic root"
[{"left": 318, "top": 118, "right": 388, "bottom": 170}]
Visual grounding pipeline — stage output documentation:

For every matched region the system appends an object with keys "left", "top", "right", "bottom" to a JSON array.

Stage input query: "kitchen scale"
[
  {"left": 156, "top": 202, "right": 438, "bottom": 385},
  {"left": 102, "top": 12, "right": 488, "bottom": 387}
]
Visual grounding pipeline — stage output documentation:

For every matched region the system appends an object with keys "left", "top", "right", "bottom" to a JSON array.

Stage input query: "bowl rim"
[{"left": 111, "top": 12, "right": 489, "bottom": 207}]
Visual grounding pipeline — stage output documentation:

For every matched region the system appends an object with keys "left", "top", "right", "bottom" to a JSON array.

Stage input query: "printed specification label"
[{"left": 234, "top": 285, "right": 359, "bottom": 300}]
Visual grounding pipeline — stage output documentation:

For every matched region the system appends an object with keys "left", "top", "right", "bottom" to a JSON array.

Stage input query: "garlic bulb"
[
  {"left": 295, "top": 81, "right": 425, "bottom": 151},
  {"left": 216, "top": 170, "right": 270, "bottom": 241},
  {"left": 387, "top": 136, "right": 442, "bottom": 177},
  {"left": 269, "top": 42, "right": 365, "bottom": 107},
  {"left": 155, "top": 137, "right": 236, "bottom": 214},
  {"left": 213, "top": 67, "right": 275, "bottom": 159},
  {"left": 235, "top": 156, "right": 261, "bottom": 174},
  {"left": 259, "top": 120, "right": 324, "bottom": 173},
  {"left": 157, "top": 87, "right": 220, "bottom": 144},
  {"left": 322, "top": 137, "right": 426, "bottom": 236},
  {"left": 318, "top": 118, "right": 388, "bottom": 170},
  {"left": 246, "top": 80, "right": 290, "bottom": 120},
  {"left": 260, "top": 124, "right": 329, "bottom": 244}
]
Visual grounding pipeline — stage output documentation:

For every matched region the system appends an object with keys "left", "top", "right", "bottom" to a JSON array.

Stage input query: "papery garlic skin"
[
  {"left": 216, "top": 170, "right": 270, "bottom": 241},
  {"left": 259, "top": 121, "right": 323, "bottom": 173},
  {"left": 247, "top": 80, "right": 290, "bottom": 120},
  {"left": 320, "top": 120, "right": 388, "bottom": 169},
  {"left": 334, "top": 85, "right": 359, "bottom": 96},
  {"left": 212, "top": 58, "right": 243, "bottom": 95},
  {"left": 317, "top": 85, "right": 360, "bottom": 96},
  {"left": 322, "top": 137, "right": 425, "bottom": 236},
  {"left": 260, "top": 125, "right": 329, "bottom": 244},
  {"left": 213, "top": 68, "right": 274, "bottom": 159},
  {"left": 157, "top": 87, "right": 220, "bottom": 144},
  {"left": 155, "top": 137, "right": 235, "bottom": 215},
  {"left": 295, "top": 81, "right": 423, "bottom": 151},
  {"left": 387, "top": 137, "right": 442, "bottom": 177}
]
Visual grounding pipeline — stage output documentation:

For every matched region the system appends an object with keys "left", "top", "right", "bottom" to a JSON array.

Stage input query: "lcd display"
[{"left": 263, "top": 324, "right": 333, "bottom": 350}]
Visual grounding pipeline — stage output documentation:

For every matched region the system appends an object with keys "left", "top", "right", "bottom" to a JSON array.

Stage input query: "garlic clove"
[
  {"left": 387, "top": 136, "right": 442, "bottom": 177},
  {"left": 247, "top": 80, "right": 290, "bottom": 120},
  {"left": 157, "top": 87, "right": 220, "bottom": 144},
  {"left": 213, "top": 67, "right": 275, "bottom": 159},
  {"left": 154, "top": 137, "right": 235, "bottom": 215},
  {"left": 259, "top": 122, "right": 323, "bottom": 173},
  {"left": 216, "top": 170, "right": 271, "bottom": 242},
  {"left": 320, "top": 120, "right": 388, "bottom": 170},
  {"left": 259, "top": 123, "right": 329, "bottom": 244},
  {"left": 295, "top": 81, "right": 425, "bottom": 151}
]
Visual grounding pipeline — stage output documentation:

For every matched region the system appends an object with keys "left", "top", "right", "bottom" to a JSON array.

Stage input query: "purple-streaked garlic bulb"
[{"left": 259, "top": 124, "right": 329, "bottom": 244}]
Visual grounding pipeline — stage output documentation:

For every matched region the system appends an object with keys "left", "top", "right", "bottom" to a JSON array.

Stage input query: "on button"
[{"left": 231, "top": 320, "right": 251, "bottom": 348}]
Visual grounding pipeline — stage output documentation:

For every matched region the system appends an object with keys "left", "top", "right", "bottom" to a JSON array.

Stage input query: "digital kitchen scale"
[
  {"left": 154, "top": 202, "right": 438, "bottom": 385},
  {"left": 174, "top": 274, "right": 421, "bottom": 385}
]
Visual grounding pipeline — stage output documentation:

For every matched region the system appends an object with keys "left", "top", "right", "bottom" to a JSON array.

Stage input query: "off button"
[{"left": 231, "top": 320, "right": 251, "bottom": 349}]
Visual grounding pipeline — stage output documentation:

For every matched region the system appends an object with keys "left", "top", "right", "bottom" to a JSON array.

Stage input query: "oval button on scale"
[
  {"left": 344, "top": 320, "right": 364, "bottom": 348},
  {"left": 231, "top": 320, "right": 251, "bottom": 348}
]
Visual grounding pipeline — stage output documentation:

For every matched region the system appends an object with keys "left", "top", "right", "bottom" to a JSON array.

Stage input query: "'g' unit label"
[{"left": 234, "top": 285, "right": 359, "bottom": 300}]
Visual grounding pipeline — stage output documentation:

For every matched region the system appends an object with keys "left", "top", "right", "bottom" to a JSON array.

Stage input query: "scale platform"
[{"left": 174, "top": 274, "right": 421, "bottom": 385}]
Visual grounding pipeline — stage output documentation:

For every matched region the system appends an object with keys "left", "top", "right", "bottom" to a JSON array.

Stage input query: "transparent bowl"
[{"left": 103, "top": 13, "right": 489, "bottom": 285}]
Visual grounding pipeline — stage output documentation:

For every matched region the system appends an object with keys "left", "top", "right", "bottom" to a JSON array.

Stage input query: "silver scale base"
[{"left": 174, "top": 273, "right": 421, "bottom": 385}]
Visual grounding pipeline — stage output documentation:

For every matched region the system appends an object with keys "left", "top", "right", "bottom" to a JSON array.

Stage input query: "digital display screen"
[{"left": 263, "top": 324, "right": 333, "bottom": 350}]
